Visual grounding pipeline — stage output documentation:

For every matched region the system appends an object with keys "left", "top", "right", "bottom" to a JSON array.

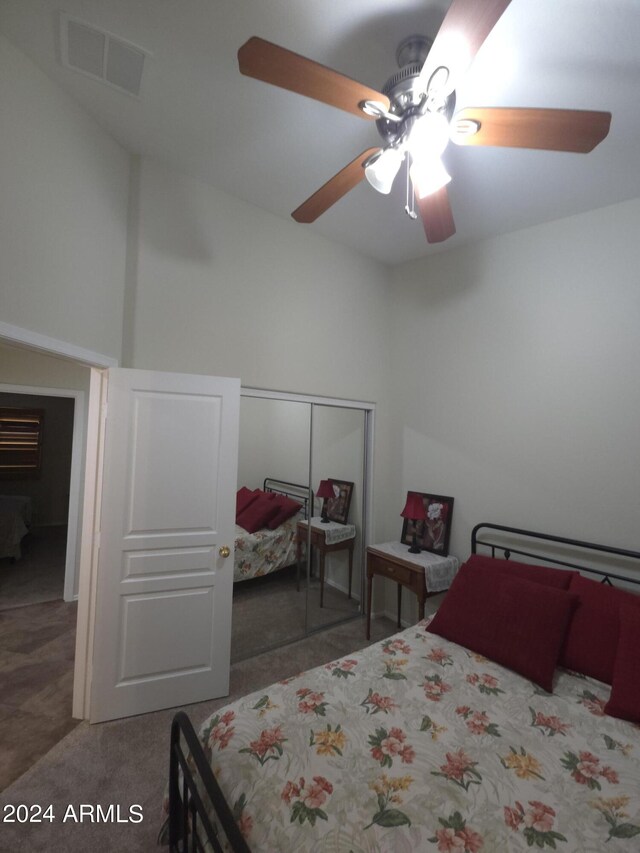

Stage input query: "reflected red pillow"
[
  {"left": 266, "top": 495, "right": 302, "bottom": 529},
  {"left": 236, "top": 492, "right": 278, "bottom": 533},
  {"left": 605, "top": 604, "right": 640, "bottom": 723},
  {"left": 463, "top": 553, "right": 575, "bottom": 589},
  {"left": 559, "top": 574, "right": 640, "bottom": 684},
  {"left": 428, "top": 562, "right": 577, "bottom": 692}
]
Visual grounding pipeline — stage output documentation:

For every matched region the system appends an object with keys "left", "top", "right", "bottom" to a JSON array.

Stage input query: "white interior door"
[{"left": 89, "top": 368, "right": 239, "bottom": 723}]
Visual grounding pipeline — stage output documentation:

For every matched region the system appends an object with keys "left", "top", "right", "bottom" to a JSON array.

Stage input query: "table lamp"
[
  {"left": 316, "top": 479, "right": 334, "bottom": 523},
  {"left": 401, "top": 492, "right": 426, "bottom": 553}
]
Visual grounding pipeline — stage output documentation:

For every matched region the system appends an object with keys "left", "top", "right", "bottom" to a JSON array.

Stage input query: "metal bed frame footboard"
[
  {"left": 471, "top": 523, "right": 640, "bottom": 588},
  {"left": 169, "top": 711, "right": 250, "bottom": 853}
]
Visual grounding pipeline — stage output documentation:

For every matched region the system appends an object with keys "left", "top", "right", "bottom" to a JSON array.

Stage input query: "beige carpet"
[
  {"left": 231, "top": 565, "right": 360, "bottom": 662},
  {"left": 0, "top": 615, "right": 398, "bottom": 852},
  {"left": 0, "top": 599, "right": 80, "bottom": 791}
]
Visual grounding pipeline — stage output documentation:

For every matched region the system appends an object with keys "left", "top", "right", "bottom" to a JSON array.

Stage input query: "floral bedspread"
[
  {"left": 233, "top": 515, "right": 300, "bottom": 583},
  {"left": 198, "top": 620, "right": 640, "bottom": 852}
]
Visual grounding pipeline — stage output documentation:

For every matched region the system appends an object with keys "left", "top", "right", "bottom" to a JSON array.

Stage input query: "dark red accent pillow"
[
  {"left": 266, "top": 495, "right": 303, "bottom": 530},
  {"left": 427, "top": 562, "right": 577, "bottom": 692},
  {"left": 236, "top": 492, "right": 279, "bottom": 534},
  {"left": 559, "top": 574, "right": 640, "bottom": 684},
  {"left": 605, "top": 604, "right": 640, "bottom": 723},
  {"left": 464, "top": 553, "right": 575, "bottom": 589},
  {"left": 236, "top": 486, "right": 260, "bottom": 517}
]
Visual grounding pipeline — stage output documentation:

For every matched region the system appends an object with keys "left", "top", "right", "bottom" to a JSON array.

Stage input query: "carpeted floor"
[
  {"left": 0, "top": 526, "right": 76, "bottom": 792},
  {"left": 0, "top": 599, "right": 80, "bottom": 791},
  {"left": 0, "top": 614, "right": 398, "bottom": 852},
  {"left": 231, "top": 565, "right": 360, "bottom": 661},
  {"left": 0, "top": 559, "right": 364, "bottom": 796}
]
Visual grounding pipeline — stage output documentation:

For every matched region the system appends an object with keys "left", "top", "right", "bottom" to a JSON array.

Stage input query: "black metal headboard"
[
  {"left": 263, "top": 478, "right": 312, "bottom": 520},
  {"left": 471, "top": 523, "right": 640, "bottom": 590}
]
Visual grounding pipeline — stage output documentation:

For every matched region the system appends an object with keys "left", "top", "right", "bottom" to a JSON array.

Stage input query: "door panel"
[
  {"left": 90, "top": 368, "right": 239, "bottom": 723},
  {"left": 127, "top": 391, "right": 220, "bottom": 533}
]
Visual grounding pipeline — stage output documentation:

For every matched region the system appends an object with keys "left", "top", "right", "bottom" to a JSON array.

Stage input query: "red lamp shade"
[
  {"left": 401, "top": 492, "right": 426, "bottom": 520},
  {"left": 316, "top": 480, "right": 334, "bottom": 500}
]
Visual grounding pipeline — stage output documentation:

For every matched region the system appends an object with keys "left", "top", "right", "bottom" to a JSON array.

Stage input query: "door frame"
[
  {"left": 0, "top": 381, "right": 85, "bottom": 601},
  {"left": 0, "top": 321, "right": 118, "bottom": 720}
]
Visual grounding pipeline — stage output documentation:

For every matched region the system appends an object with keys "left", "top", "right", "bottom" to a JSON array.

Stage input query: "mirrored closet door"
[
  {"left": 232, "top": 395, "right": 311, "bottom": 661},
  {"left": 232, "top": 390, "right": 371, "bottom": 662},
  {"left": 306, "top": 403, "right": 365, "bottom": 632}
]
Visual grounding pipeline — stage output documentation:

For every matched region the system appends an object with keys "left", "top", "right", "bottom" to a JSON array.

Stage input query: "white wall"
[
  {"left": 127, "top": 159, "right": 390, "bottom": 396},
  {"left": 0, "top": 342, "right": 90, "bottom": 392},
  {"left": 389, "top": 197, "right": 640, "bottom": 595},
  {"left": 0, "top": 35, "right": 130, "bottom": 361},
  {"left": 238, "top": 396, "right": 310, "bottom": 490},
  {"left": 127, "top": 157, "right": 396, "bottom": 542}
]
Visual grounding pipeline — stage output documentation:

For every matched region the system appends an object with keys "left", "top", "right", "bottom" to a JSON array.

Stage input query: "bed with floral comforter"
[
  {"left": 233, "top": 515, "right": 300, "bottom": 583},
  {"left": 196, "top": 618, "right": 640, "bottom": 852}
]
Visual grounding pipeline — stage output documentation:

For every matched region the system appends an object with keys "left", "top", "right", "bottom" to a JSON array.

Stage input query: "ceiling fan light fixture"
[
  {"left": 453, "top": 117, "right": 481, "bottom": 139},
  {"left": 426, "top": 65, "right": 450, "bottom": 96},
  {"left": 410, "top": 156, "right": 451, "bottom": 199},
  {"left": 407, "top": 111, "right": 450, "bottom": 160},
  {"left": 359, "top": 99, "right": 402, "bottom": 123},
  {"left": 365, "top": 147, "right": 405, "bottom": 194}
]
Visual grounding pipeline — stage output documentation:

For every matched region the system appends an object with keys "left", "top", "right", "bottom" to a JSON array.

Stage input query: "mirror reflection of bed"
[{"left": 232, "top": 394, "right": 367, "bottom": 663}]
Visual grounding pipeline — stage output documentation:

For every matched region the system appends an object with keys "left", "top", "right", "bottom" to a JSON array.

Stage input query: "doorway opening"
[
  {"left": 0, "top": 327, "right": 112, "bottom": 785},
  {"left": 0, "top": 383, "right": 85, "bottom": 790},
  {"left": 0, "top": 384, "right": 85, "bottom": 610},
  {"left": 0, "top": 390, "right": 77, "bottom": 609}
]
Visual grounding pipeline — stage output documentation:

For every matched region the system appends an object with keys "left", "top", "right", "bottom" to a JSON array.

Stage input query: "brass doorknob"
[{"left": 219, "top": 545, "right": 231, "bottom": 558}]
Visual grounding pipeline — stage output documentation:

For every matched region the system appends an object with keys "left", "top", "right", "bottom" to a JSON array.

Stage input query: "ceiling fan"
[{"left": 237, "top": 0, "right": 611, "bottom": 244}]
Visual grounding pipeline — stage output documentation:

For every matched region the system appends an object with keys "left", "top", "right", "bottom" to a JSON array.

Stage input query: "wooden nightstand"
[
  {"left": 366, "top": 543, "right": 459, "bottom": 639},
  {"left": 297, "top": 518, "right": 356, "bottom": 606}
]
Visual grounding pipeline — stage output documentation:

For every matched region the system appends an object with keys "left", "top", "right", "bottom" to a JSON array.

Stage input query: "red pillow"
[
  {"left": 464, "top": 553, "right": 575, "bottom": 589},
  {"left": 236, "top": 486, "right": 260, "bottom": 517},
  {"left": 236, "top": 492, "right": 279, "bottom": 533},
  {"left": 266, "top": 495, "right": 303, "bottom": 529},
  {"left": 427, "top": 562, "right": 577, "bottom": 692},
  {"left": 605, "top": 604, "right": 640, "bottom": 723},
  {"left": 559, "top": 574, "right": 640, "bottom": 684}
]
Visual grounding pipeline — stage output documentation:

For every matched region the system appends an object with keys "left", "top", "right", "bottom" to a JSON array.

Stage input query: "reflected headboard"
[{"left": 263, "top": 478, "right": 312, "bottom": 520}]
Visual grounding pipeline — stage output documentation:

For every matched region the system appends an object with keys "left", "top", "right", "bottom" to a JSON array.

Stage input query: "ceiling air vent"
[{"left": 60, "top": 13, "right": 149, "bottom": 97}]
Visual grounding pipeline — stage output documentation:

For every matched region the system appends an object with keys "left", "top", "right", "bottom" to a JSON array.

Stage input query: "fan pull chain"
[{"left": 404, "top": 155, "right": 417, "bottom": 220}]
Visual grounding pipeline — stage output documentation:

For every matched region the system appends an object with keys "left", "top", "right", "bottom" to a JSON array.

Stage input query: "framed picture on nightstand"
[
  {"left": 401, "top": 493, "right": 454, "bottom": 555},
  {"left": 324, "top": 479, "right": 354, "bottom": 524}
]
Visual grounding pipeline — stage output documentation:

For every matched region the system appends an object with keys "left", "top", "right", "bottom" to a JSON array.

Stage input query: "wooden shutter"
[{"left": 0, "top": 408, "right": 44, "bottom": 479}]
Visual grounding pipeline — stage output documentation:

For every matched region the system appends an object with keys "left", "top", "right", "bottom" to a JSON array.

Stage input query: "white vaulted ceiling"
[{"left": 1, "top": 0, "right": 639, "bottom": 265}]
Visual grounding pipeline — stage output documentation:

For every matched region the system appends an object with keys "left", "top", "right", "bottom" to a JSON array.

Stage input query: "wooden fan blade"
[
  {"left": 292, "top": 148, "right": 381, "bottom": 223},
  {"left": 419, "top": 0, "right": 513, "bottom": 92},
  {"left": 238, "top": 37, "right": 390, "bottom": 119},
  {"left": 452, "top": 107, "right": 612, "bottom": 152},
  {"left": 416, "top": 186, "right": 456, "bottom": 243}
]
